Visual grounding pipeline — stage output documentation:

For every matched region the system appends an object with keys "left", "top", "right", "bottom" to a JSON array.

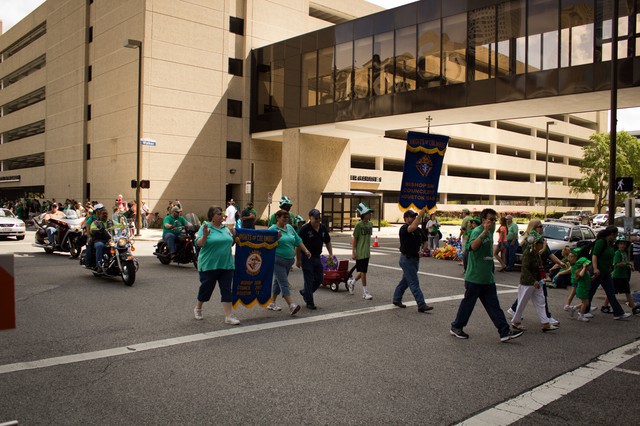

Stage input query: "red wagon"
[{"left": 321, "top": 256, "right": 356, "bottom": 292}]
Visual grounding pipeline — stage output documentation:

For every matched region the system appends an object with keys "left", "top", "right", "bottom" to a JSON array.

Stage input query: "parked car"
[
  {"left": 591, "top": 213, "right": 608, "bottom": 227},
  {"left": 558, "top": 210, "right": 593, "bottom": 225},
  {"left": 613, "top": 215, "right": 640, "bottom": 235},
  {"left": 515, "top": 221, "right": 596, "bottom": 265},
  {"left": 0, "top": 208, "right": 26, "bottom": 240}
]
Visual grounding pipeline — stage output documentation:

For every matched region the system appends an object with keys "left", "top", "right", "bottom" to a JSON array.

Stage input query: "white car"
[
  {"left": 591, "top": 214, "right": 608, "bottom": 226},
  {"left": 0, "top": 208, "right": 26, "bottom": 240}
]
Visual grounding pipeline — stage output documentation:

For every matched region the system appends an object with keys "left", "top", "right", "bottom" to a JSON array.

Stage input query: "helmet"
[
  {"left": 615, "top": 234, "right": 630, "bottom": 243},
  {"left": 93, "top": 203, "right": 104, "bottom": 211},
  {"left": 278, "top": 196, "right": 292, "bottom": 208}
]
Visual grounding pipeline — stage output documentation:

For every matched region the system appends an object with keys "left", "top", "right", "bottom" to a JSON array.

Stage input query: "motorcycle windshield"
[
  {"left": 64, "top": 209, "right": 79, "bottom": 219},
  {"left": 184, "top": 213, "right": 200, "bottom": 228}
]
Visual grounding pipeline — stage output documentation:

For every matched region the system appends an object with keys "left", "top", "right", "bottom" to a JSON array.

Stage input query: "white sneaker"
[
  {"left": 583, "top": 313, "right": 594, "bottom": 319},
  {"left": 194, "top": 308, "right": 203, "bottom": 320},
  {"left": 613, "top": 312, "right": 632, "bottom": 320},
  {"left": 590, "top": 306, "right": 597, "bottom": 312},
  {"left": 224, "top": 316, "right": 240, "bottom": 325},
  {"left": 577, "top": 314, "right": 590, "bottom": 322},
  {"left": 563, "top": 305, "right": 573, "bottom": 312},
  {"left": 568, "top": 306, "right": 578, "bottom": 317},
  {"left": 267, "top": 302, "right": 282, "bottom": 311},
  {"left": 363, "top": 293, "right": 373, "bottom": 300},
  {"left": 289, "top": 303, "right": 301, "bottom": 316},
  {"left": 347, "top": 278, "right": 355, "bottom": 295},
  {"left": 548, "top": 317, "right": 560, "bottom": 326}
]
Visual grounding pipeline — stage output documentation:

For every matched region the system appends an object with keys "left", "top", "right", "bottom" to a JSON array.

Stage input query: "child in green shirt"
[
  {"left": 568, "top": 249, "right": 592, "bottom": 322},
  {"left": 600, "top": 236, "right": 639, "bottom": 315}
]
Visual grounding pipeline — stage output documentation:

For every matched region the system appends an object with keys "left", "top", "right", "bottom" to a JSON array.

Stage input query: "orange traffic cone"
[{"left": 373, "top": 235, "right": 379, "bottom": 247}]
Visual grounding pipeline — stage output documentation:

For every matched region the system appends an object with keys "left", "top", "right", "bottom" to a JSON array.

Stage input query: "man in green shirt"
[
  {"left": 163, "top": 206, "right": 191, "bottom": 258},
  {"left": 505, "top": 215, "right": 519, "bottom": 271},
  {"left": 348, "top": 202, "right": 374, "bottom": 300},
  {"left": 450, "top": 208, "right": 524, "bottom": 342}
]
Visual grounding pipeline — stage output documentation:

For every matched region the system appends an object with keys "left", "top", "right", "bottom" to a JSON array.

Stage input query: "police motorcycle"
[
  {"left": 153, "top": 213, "right": 200, "bottom": 269},
  {"left": 79, "top": 215, "right": 139, "bottom": 286},
  {"left": 33, "top": 208, "right": 85, "bottom": 257}
]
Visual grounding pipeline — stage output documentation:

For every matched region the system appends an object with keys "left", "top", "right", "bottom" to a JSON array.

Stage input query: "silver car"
[
  {"left": 0, "top": 208, "right": 26, "bottom": 240},
  {"left": 516, "top": 221, "right": 596, "bottom": 264}
]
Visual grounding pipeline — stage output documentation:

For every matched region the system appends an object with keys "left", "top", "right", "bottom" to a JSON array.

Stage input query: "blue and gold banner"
[
  {"left": 399, "top": 131, "right": 449, "bottom": 214},
  {"left": 232, "top": 228, "right": 279, "bottom": 309}
]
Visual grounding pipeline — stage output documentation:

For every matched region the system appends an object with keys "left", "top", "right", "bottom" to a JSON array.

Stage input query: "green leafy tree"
[{"left": 570, "top": 131, "right": 640, "bottom": 213}]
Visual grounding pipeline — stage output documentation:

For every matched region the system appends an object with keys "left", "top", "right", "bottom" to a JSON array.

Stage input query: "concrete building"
[{"left": 2, "top": 0, "right": 640, "bottom": 224}]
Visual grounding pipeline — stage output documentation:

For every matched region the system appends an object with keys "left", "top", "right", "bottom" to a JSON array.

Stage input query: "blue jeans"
[
  {"left": 507, "top": 241, "right": 518, "bottom": 269},
  {"left": 588, "top": 270, "right": 625, "bottom": 316},
  {"left": 163, "top": 233, "right": 177, "bottom": 254},
  {"left": 46, "top": 226, "right": 57, "bottom": 244},
  {"left": 94, "top": 241, "right": 106, "bottom": 267},
  {"left": 393, "top": 255, "right": 426, "bottom": 309},
  {"left": 273, "top": 256, "right": 295, "bottom": 298},
  {"left": 300, "top": 256, "right": 323, "bottom": 304},
  {"left": 451, "top": 281, "right": 511, "bottom": 338}
]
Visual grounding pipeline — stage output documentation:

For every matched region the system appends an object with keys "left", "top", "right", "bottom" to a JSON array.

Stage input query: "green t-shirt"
[
  {"left": 464, "top": 225, "right": 495, "bottom": 285},
  {"left": 268, "top": 212, "right": 296, "bottom": 227},
  {"left": 269, "top": 224, "right": 301, "bottom": 259},
  {"left": 195, "top": 222, "right": 234, "bottom": 272},
  {"left": 352, "top": 220, "right": 373, "bottom": 260},
  {"left": 506, "top": 222, "right": 519, "bottom": 242},
  {"left": 611, "top": 249, "right": 631, "bottom": 280},
  {"left": 592, "top": 238, "right": 614, "bottom": 272},
  {"left": 163, "top": 215, "right": 188, "bottom": 236},
  {"left": 571, "top": 262, "right": 591, "bottom": 299}
]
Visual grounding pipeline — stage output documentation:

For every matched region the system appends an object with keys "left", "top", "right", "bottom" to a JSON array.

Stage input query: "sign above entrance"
[{"left": 350, "top": 175, "right": 381, "bottom": 183}]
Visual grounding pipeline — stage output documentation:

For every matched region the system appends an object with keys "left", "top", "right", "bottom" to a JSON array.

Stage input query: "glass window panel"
[
  {"left": 418, "top": 20, "right": 441, "bottom": 87},
  {"left": 571, "top": 23, "right": 594, "bottom": 65},
  {"left": 335, "top": 42, "right": 353, "bottom": 102},
  {"left": 469, "top": 6, "right": 496, "bottom": 81},
  {"left": 354, "top": 37, "right": 373, "bottom": 98},
  {"left": 373, "top": 31, "right": 394, "bottom": 95},
  {"left": 497, "top": 0, "right": 526, "bottom": 76},
  {"left": 543, "top": 31, "right": 558, "bottom": 69},
  {"left": 528, "top": 33, "right": 542, "bottom": 71},
  {"left": 442, "top": 13, "right": 467, "bottom": 85},
  {"left": 395, "top": 26, "right": 417, "bottom": 92},
  {"left": 318, "top": 47, "right": 334, "bottom": 104},
  {"left": 560, "top": 27, "right": 570, "bottom": 67},
  {"left": 618, "top": 39, "right": 628, "bottom": 57},
  {"left": 560, "top": 0, "right": 594, "bottom": 67},
  {"left": 301, "top": 51, "right": 317, "bottom": 107},
  {"left": 528, "top": 0, "right": 559, "bottom": 34}
]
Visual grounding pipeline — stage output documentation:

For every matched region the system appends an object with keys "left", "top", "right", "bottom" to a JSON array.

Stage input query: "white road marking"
[
  {"left": 613, "top": 367, "right": 640, "bottom": 376},
  {"left": 0, "top": 289, "right": 518, "bottom": 375},
  {"left": 457, "top": 340, "right": 640, "bottom": 425}
]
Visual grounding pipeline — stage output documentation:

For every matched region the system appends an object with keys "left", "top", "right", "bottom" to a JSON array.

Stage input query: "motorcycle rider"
[
  {"left": 43, "top": 203, "right": 66, "bottom": 245},
  {"left": 163, "top": 206, "right": 192, "bottom": 259},
  {"left": 90, "top": 207, "right": 113, "bottom": 271},
  {"left": 83, "top": 203, "right": 103, "bottom": 268}
]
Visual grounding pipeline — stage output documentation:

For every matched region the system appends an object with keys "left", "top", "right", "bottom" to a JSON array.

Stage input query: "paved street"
[{"left": 1, "top": 229, "right": 639, "bottom": 425}]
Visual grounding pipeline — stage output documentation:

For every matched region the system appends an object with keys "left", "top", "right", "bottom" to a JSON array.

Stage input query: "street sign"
[
  {"left": 267, "top": 192, "right": 273, "bottom": 203},
  {"left": 615, "top": 177, "right": 633, "bottom": 192},
  {"left": 140, "top": 139, "right": 157, "bottom": 146},
  {"left": 245, "top": 180, "right": 252, "bottom": 194}
]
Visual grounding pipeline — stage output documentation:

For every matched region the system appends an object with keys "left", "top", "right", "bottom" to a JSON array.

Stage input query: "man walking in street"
[
  {"left": 297, "top": 209, "right": 333, "bottom": 310},
  {"left": 393, "top": 208, "right": 434, "bottom": 313},
  {"left": 450, "top": 208, "right": 524, "bottom": 342},
  {"left": 505, "top": 215, "right": 519, "bottom": 271}
]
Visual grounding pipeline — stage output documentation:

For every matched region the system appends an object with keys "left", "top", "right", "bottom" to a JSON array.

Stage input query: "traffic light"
[
  {"left": 139, "top": 180, "right": 150, "bottom": 189},
  {"left": 615, "top": 177, "right": 633, "bottom": 192},
  {"left": 130, "top": 179, "right": 137, "bottom": 189}
]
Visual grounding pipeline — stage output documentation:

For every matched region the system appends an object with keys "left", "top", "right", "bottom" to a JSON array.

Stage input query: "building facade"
[{"left": 2, "top": 0, "right": 640, "bottom": 222}]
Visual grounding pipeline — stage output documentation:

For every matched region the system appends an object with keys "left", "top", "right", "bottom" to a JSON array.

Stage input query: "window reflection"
[
  {"left": 335, "top": 42, "right": 353, "bottom": 102},
  {"left": 354, "top": 37, "right": 373, "bottom": 98},
  {"left": 442, "top": 13, "right": 467, "bottom": 84},
  {"left": 318, "top": 47, "right": 334, "bottom": 105},
  {"left": 496, "top": 0, "right": 526, "bottom": 76},
  {"left": 528, "top": 0, "right": 559, "bottom": 72},
  {"left": 302, "top": 51, "right": 318, "bottom": 107},
  {"left": 373, "top": 32, "right": 394, "bottom": 95},
  {"left": 560, "top": 1, "right": 594, "bottom": 67},
  {"left": 418, "top": 20, "right": 441, "bottom": 88},
  {"left": 395, "top": 26, "right": 416, "bottom": 92},
  {"left": 469, "top": 6, "right": 496, "bottom": 80}
]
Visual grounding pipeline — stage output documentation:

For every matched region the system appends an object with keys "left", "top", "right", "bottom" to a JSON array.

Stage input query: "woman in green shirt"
[{"left": 193, "top": 206, "right": 239, "bottom": 325}]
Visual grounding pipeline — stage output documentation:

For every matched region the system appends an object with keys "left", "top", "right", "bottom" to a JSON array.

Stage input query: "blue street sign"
[{"left": 140, "top": 139, "right": 157, "bottom": 146}]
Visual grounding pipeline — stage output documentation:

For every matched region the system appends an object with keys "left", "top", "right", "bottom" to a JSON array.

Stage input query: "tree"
[{"left": 570, "top": 131, "right": 640, "bottom": 213}]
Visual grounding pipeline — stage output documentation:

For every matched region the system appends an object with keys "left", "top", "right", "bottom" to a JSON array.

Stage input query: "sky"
[{"left": 1, "top": 0, "right": 638, "bottom": 130}]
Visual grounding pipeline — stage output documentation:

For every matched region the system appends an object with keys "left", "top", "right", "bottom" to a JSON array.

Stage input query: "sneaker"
[
  {"left": 507, "top": 308, "right": 515, "bottom": 317},
  {"left": 289, "top": 303, "right": 301, "bottom": 316},
  {"left": 542, "top": 324, "right": 559, "bottom": 332},
  {"left": 306, "top": 303, "right": 317, "bottom": 310},
  {"left": 500, "top": 329, "right": 524, "bottom": 342},
  {"left": 363, "top": 293, "right": 373, "bottom": 300},
  {"left": 224, "top": 316, "right": 240, "bottom": 325},
  {"left": 563, "top": 305, "right": 573, "bottom": 312},
  {"left": 194, "top": 308, "right": 203, "bottom": 320},
  {"left": 590, "top": 306, "right": 597, "bottom": 312},
  {"left": 450, "top": 327, "right": 469, "bottom": 339},
  {"left": 568, "top": 305, "right": 578, "bottom": 318},
  {"left": 577, "top": 314, "right": 590, "bottom": 322},
  {"left": 583, "top": 313, "right": 594, "bottom": 319},
  {"left": 548, "top": 317, "right": 560, "bottom": 326},
  {"left": 267, "top": 302, "right": 282, "bottom": 311},
  {"left": 347, "top": 278, "right": 355, "bottom": 295},
  {"left": 393, "top": 301, "right": 407, "bottom": 308},
  {"left": 613, "top": 312, "right": 632, "bottom": 320},
  {"left": 600, "top": 306, "right": 612, "bottom": 314}
]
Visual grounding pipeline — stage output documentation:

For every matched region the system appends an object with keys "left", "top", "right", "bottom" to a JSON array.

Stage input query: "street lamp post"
[
  {"left": 544, "top": 121, "right": 555, "bottom": 221},
  {"left": 123, "top": 39, "right": 142, "bottom": 236}
]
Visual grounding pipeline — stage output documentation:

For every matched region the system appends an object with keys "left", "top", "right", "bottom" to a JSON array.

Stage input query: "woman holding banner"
[
  {"left": 267, "top": 209, "right": 311, "bottom": 316},
  {"left": 193, "top": 206, "right": 239, "bottom": 325}
]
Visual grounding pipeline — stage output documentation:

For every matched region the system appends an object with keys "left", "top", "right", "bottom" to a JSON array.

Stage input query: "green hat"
[
  {"left": 575, "top": 257, "right": 591, "bottom": 266},
  {"left": 470, "top": 218, "right": 481, "bottom": 225},
  {"left": 356, "top": 202, "right": 373, "bottom": 216},
  {"left": 526, "top": 230, "right": 544, "bottom": 244},
  {"left": 615, "top": 234, "right": 629, "bottom": 243},
  {"left": 278, "top": 196, "right": 292, "bottom": 207},
  {"left": 295, "top": 215, "right": 305, "bottom": 223}
]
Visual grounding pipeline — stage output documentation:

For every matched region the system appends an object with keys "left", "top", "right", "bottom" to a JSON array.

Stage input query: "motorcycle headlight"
[{"left": 117, "top": 237, "right": 128, "bottom": 248}]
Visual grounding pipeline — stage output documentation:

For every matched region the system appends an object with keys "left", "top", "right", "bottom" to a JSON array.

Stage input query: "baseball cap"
[
  {"left": 171, "top": 206, "right": 181, "bottom": 213},
  {"left": 403, "top": 210, "right": 418, "bottom": 218},
  {"left": 308, "top": 209, "right": 321, "bottom": 218}
]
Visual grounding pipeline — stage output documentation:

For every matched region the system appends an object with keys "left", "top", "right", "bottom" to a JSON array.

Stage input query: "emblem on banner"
[
  {"left": 246, "top": 250, "right": 263, "bottom": 276},
  {"left": 416, "top": 155, "right": 433, "bottom": 177}
]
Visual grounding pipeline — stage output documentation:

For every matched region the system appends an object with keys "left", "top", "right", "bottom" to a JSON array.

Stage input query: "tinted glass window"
[
  {"left": 395, "top": 26, "right": 416, "bottom": 92},
  {"left": 302, "top": 51, "right": 317, "bottom": 107},
  {"left": 318, "top": 47, "right": 334, "bottom": 104},
  {"left": 469, "top": 6, "right": 496, "bottom": 80},
  {"left": 354, "top": 37, "right": 373, "bottom": 98},
  {"left": 373, "top": 31, "right": 394, "bottom": 95},
  {"left": 442, "top": 13, "right": 467, "bottom": 84},
  {"left": 335, "top": 42, "right": 353, "bottom": 102},
  {"left": 497, "top": 0, "right": 526, "bottom": 75},
  {"left": 418, "top": 20, "right": 441, "bottom": 88}
]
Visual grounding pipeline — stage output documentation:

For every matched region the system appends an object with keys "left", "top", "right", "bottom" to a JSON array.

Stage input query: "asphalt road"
[{"left": 1, "top": 230, "right": 639, "bottom": 425}]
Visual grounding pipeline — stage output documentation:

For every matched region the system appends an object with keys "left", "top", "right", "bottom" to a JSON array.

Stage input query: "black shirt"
[
  {"left": 399, "top": 223, "right": 423, "bottom": 259},
  {"left": 299, "top": 222, "right": 331, "bottom": 257},
  {"left": 240, "top": 208, "right": 255, "bottom": 229}
]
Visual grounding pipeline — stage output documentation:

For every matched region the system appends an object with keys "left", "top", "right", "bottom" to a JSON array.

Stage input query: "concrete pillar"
[{"left": 375, "top": 156, "right": 383, "bottom": 170}]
